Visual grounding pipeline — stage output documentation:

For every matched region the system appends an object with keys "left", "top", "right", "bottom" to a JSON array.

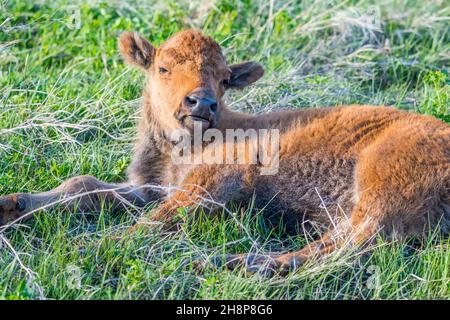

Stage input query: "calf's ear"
[
  {"left": 228, "top": 61, "right": 264, "bottom": 89},
  {"left": 118, "top": 32, "right": 155, "bottom": 70}
]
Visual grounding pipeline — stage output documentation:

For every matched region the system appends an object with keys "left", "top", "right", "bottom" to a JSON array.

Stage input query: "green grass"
[{"left": 0, "top": 0, "right": 449, "bottom": 299}]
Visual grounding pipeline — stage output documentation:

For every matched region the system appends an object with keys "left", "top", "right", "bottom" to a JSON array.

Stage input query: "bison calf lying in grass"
[{"left": 0, "top": 30, "right": 449, "bottom": 277}]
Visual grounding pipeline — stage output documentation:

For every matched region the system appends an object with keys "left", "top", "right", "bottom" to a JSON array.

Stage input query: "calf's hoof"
[
  {"left": 193, "top": 253, "right": 303, "bottom": 278},
  {"left": 0, "top": 194, "right": 27, "bottom": 226}
]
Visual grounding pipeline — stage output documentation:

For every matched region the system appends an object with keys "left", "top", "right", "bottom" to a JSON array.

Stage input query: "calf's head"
[{"left": 119, "top": 29, "right": 264, "bottom": 134}]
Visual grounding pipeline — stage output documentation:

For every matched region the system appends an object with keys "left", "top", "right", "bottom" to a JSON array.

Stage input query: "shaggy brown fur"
[{"left": 0, "top": 30, "right": 449, "bottom": 276}]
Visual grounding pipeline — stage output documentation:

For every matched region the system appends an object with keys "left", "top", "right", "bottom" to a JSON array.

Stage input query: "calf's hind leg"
[
  {"left": 206, "top": 158, "right": 448, "bottom": 277},
  {"left": 206, "top": 197, "right": 389, "bottom": 277},
  {"left": 0, "top": 175, "right": 150, "bottom": 226}
]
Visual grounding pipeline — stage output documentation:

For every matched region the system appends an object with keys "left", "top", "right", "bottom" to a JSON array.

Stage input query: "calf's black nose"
[
  {"left": 184, "top": 95, "right": 217, "bottom": 112},
  {"left": 183, "top": 88, "right": 218, "bottom": 113}
]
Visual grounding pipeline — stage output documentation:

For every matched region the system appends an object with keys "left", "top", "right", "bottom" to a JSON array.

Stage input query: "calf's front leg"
[
  {"left": 130, "top": 182, "right": 213, "bottom": 233},
  {"left": 0, "top": 175, "right": 150, "bottom": 226},
  {"left": 130, "top": 164, "right": 255, "bottom": 233}
]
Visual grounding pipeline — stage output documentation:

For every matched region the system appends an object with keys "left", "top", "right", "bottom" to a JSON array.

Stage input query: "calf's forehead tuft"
[{"left": 158, "top": 30, "right": 226, "bottom": 68}]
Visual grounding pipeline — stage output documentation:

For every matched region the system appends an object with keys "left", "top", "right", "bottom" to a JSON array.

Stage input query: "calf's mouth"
[
  {"left": 181, "top": 114, "right": 213, "bottom": 131},
  {"left": 187, "top": 115, "right": 210, "bottom": 123}
]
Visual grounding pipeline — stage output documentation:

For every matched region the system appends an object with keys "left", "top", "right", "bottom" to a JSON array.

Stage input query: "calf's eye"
[
  {"left": 159, "top": 67, "right": 169, "bottom": 74},
  {"left": 222, "top": 79, "right": 230, "bottom": 87}
]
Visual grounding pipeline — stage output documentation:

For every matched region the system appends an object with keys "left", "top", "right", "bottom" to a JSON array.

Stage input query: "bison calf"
[{"left": 1, "top": 30, "right": 449, "bottom": 277}]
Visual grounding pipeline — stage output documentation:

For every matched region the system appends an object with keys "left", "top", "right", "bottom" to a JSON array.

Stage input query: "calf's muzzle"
[{"left": 183, "top": 88, "right": 217, "bottom": 117}]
